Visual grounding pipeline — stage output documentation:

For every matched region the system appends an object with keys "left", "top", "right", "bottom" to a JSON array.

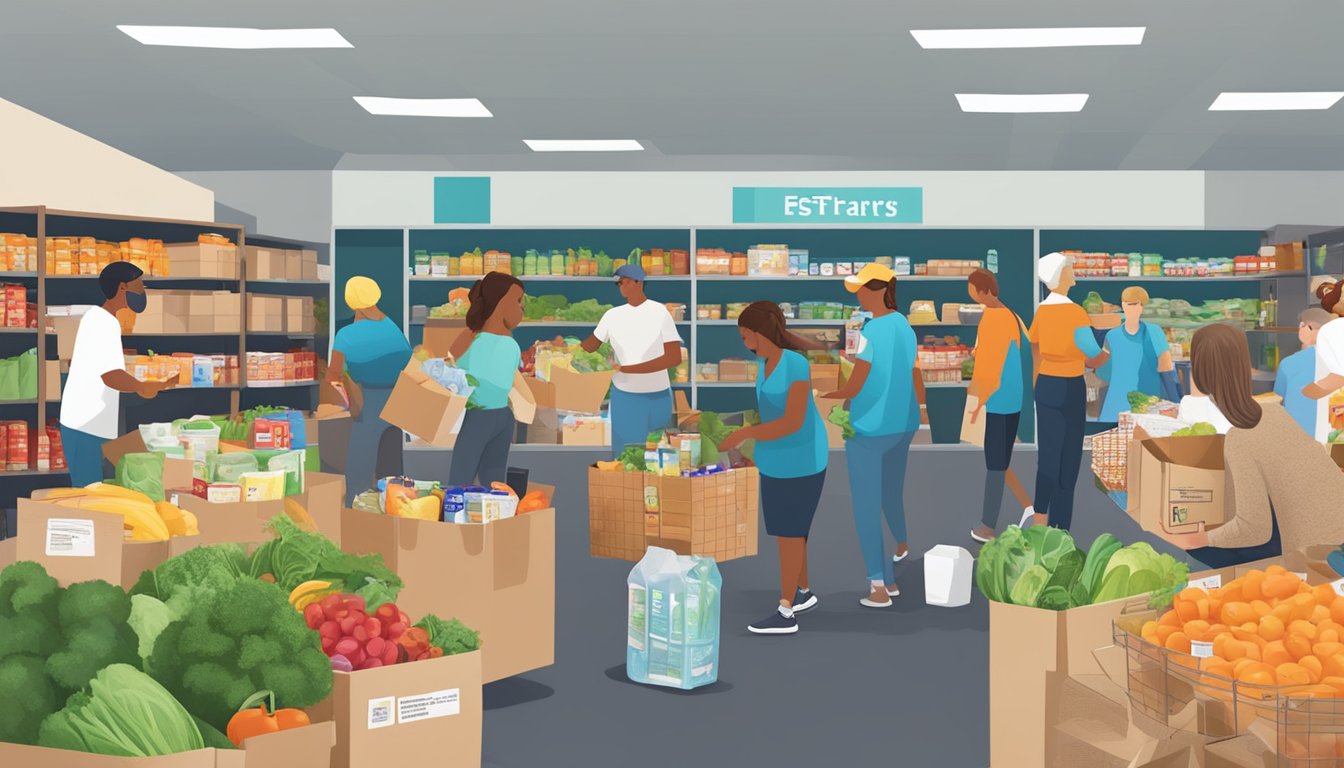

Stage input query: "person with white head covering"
[{"left": 1024, "top": 253, "right": 1107, "bottom": 531}]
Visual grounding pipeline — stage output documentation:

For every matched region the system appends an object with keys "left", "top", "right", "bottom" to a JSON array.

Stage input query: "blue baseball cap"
[{"left": 614, "top": 263, "right": 646, "bottom": 282}]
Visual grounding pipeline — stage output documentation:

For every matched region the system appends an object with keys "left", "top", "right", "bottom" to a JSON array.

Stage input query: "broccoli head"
[
  {"left": 130, "top": 543, "right": 248, "bottom": 602},
  {"left": 0, "top": 654, "right": 58, "bottom": 744},
  {"left": 148, "top": 577, "right": 333, "bottom": 731},
  {"left": 0, "top": 560, "right": 60, "bottom": 619}
]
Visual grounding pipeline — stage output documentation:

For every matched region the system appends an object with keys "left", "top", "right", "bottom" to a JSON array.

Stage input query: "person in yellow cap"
[
  {"left": 822, "top": 263, "right": 927, "bottom": 608},
  {"left": 326, "top": 276, "right": 412, "bottom": 505}
]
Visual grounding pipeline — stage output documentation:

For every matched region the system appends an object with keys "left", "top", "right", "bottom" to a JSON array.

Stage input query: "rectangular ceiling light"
[
  {"left": 1209, "top": 92, "right": 1344, "bottom": 111},
  {"left": 956, "top": 93, "right": 1089, "bottom": 113},
  {"left": 117, "top": 26, "right": 352, "bottom": 49},
  {"left": 912, "top": 27, "right": 1145, "bottom": 49},
  {"left": 524, "top": 140, "right": 644, "bottom": 152},
  {"left": 355, "top": 97, "right": 492, "bottom": 117}
]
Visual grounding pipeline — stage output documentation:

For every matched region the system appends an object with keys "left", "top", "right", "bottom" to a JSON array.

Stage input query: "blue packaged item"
[
  {"left": 441, "top": 485, "right": 473, "bottom": 523},
  {"left": 627, "top": 547, "right": 722, "bottom": 690}
]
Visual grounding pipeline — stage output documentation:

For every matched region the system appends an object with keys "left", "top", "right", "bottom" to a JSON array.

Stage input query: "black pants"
[
  {"left": 1033, "top": 374, "right": 1086, "bottom": 530},
  {"left": 1189, "top": 510, "right": 1283, "bottom": 569},
  {"left": 981, "top": 411, "right": 1021, "bottom": 529}
]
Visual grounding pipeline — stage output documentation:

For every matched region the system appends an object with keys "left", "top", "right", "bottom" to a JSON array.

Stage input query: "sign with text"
[
  {"left": 433, "top": 177, "right": 491, "bottom": 224},
  {"left": 732, "top": 186, "right": 923, "bottom": 224}
]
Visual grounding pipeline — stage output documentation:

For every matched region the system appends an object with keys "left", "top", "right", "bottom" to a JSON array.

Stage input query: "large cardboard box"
[
  {"left": 177, "top": 472, "right": 345, "bottom": 546},
  {"left": 380, "top": 368, "right": 468, "bottom": 447},
  {"left": 421, "top": 318, "right": 467, "bottom": 358},
  {"left": 301, "top": 249, "right": 319, "bottom": 281},
  {"left": 0, "top": 721, "right": 335, "bottom": 768},
  {"left": 247, "top": 295, "right": 285, "bottom": 333},
  {"left": 562, "top": 417, "right": 606, "bottom": 446},
  {"left": 17, "top": 496, "right": 200, "bottom": 589},
  {"left": 340, "top": 500, "right": 556, "bottom": 684},
  {"left": 51, "top": 314, "right": 80, "bottom": 360},
  {"left": 524, "top": 367, "right": 614, "bottom": 414},
  {"left": 307, "top": 651, "right": 481, "bottom": 768},
  {"left": 587, "top": 465, "right": 759, "bottom": 562},
  {"left": 285, "top": 296, "right": 314, "bottom": 334},
  {"left": 284, "top": 250, "right": 304, "bottom": 281},
  {"left": 244, "top": 246, "right": 286, "bottom": 280},
  {"left": 213, "top": 291, "right": 241, "bottom": 333},
  {"left": 44, "top": 359, "right": 62, "bottom": 400},
  {"left": 1126, "top": 429, "right": 1227, "bottom": 537}
]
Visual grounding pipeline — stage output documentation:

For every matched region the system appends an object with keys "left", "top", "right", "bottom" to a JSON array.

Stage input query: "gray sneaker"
[{"left": 792, "top": 588, "right": 819, "bottom": 613}]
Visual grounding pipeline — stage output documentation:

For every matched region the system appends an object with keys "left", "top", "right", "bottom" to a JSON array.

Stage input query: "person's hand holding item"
[
  {"left": 1157, "top": 522, "right": 1209, "bottom": 551},
  {"left": 138, "top": 373, "right": 178, "bottom": 399},
  {"left": 717, "top": 426, "right": 754, "bottom": 454}
]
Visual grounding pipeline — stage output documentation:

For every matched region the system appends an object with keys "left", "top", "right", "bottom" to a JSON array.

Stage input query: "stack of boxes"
[
  {"left": 135, "top": 290, "right": 240, "bottom": 334},
  {"left": 166, "top": 236, "right": 239, "bottom": 278},
  {"left": 3, "top": 284, "right": 32, "bottom": 328},
  {"left": 284, "top": 297, "right": 315, "bottom": 334},
  {"left": 243, "top": 246, "right": 319, "bottom": 281},
  {"left": 245, "top": 351, "right": 317, "bottom": 386},
  {"left": 0, "top": 234, "right": 36, "bottom": 272},
  {"left": 124, "top": 353, "right": 241, "bottom": 388},
  {"left": 917, "top": 338, "right": 972, "bottom": 383},
  {"left": 247, "top": 296, "right": 284, "bottom": 332}
]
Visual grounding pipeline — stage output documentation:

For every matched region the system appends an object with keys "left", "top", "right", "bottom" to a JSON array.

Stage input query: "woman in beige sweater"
[{"left": 1160, "top": 323, "right": 1344, "bottom": 563}]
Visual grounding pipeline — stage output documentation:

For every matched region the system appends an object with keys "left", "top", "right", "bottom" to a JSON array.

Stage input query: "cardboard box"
[
  {"left": 0, "top": 722, "right": 335, "bottom": 768},
  {"left": 562, "top": 417, "right": 606, "bottom": 446},
  {"left": 17, "top": 496, "right": 201, "bottom": 589},
  {"left": 44, "top": 359, "right": 61, "bottom": 401},
  {"left": 285, "top": 250, "right": 303, "bottom": 281},
  {"left": 307, "top": 651, "right": 481, "bottom": 768},
  {"left": 51, "top": 314, "right": 80, "bottom": 360},
  {"left": 1126, "top": 429, "right": 1227, "bottom": 536},
  {"left": 340, "top": 500, "right": 556, "bottom": 683},
  {"left": 188, "top": 314, "right": 215, "bottom": 334},
  {"left": 380, "top": 368, "right": 468, "bottom": 447},
  {"left": 301, "top": 250, "right": 319, "bottom": 281},
  {"left": 526, "top": 407, "right": 562, "bottom": 444},
  {"left": 177, "top": 471, "right": 345, "bottom": 546},
  {"left": 524, "top": 367, "right": 614, "bottom": 414},
  {"left": 421, "top": 318, "right": 467, "bottom": 358},
  {"left": 247, "top": 295, "right": 285, "bottom": 333},
  {"left": 285, "top": 296, "right": 314, "bottom": 334},
  {"left": 811, "top": 363, "right": 841, "bottom": 392},
  {"left": 244, "top": 246, "right": 286, "bottom": 281},
  {"left": 587, "top": 466, "right": 759, "bottom": 563}
]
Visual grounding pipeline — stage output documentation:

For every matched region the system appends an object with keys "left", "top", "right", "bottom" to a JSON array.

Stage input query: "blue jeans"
[
  {"left": 609, "top": 388, "right": 672, "bottom": 459},
  {"left": 60, "top": 424, "right": 108, "bottom": 487},
  {"left": 345, "top": 385, "right": 402, "bottom": 506},
  {"left": 846, "top": 431, "right": 915, "bottom": 582},
  {"left": 1034, "top": 375, "right": 1086, "bottom": 530}
]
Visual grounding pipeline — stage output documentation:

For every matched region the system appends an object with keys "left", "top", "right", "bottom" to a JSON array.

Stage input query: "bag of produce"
[
  {"left": 207, "top": 451, "right": 259, "bottom": 484},
  {"left": 627, "top": 547, "right": 721, "bottom": 690},
  {"left": 239, "top": 470, "right": 286, "bottom": 502},
  {"left": 0, "top": 355, "right": 18, "bottom": 401},
  {"left": 116, "top": 452, "right": 166, "bottom": 501},
  {"left": 17, "top": 347, "right": 37, "bottom": 399}
]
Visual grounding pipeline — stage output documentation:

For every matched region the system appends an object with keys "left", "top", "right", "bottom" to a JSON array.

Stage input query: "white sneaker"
[
  {"left": 892, "top": 545, "right": 909, "bottom": 564},
  {"left": 1019, "top": 507, "right": 1036, "bottom": 528},
  {"left": 861, "top": 585, "right": 895, "bottom": 608}
]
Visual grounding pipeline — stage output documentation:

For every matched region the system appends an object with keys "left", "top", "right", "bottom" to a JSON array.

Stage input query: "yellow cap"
[
  {"left": 844, "top": 263, "right": 897, "bottom": 293},
  {"left": 344, "top": 276, "right": 381, "bottom": 310}
]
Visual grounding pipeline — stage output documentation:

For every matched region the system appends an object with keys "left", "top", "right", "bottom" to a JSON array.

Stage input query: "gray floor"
[{"left": 406, "top": 447, "right": 1196, "bottom": 768}]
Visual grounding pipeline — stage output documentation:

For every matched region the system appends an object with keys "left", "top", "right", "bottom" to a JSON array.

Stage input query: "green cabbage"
[
  {"left": 37, "top": 663, "right": 203, "bottom": 756},
  {"left": 975, "top": 526, "right": 1037, "bottom": 603},
  {"left": 1092, "top": 542, "right": 1189, "bottom": 604},
  {"left": 1009, "top": 565, "right": 1051, "bottom": 607}
]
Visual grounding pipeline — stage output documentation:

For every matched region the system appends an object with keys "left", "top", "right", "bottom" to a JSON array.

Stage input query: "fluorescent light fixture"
[
  {"left": 354, "top": 97, "right": 492, "bottom": 118},
  {"left": 524, "top": 139, "right": 644, "bottom": 152},
  {"left": 1209, "top": 92, "right": 1344, "bottom": 111},
  {"left": 117, "top": 25, "right": 352, "bottom": 49},
  {"left": 911, "top": 27, "right": 1144, "bottom": 49},
  {"left": 956, "top": 93, "right": 1089, "bottom": 113}
]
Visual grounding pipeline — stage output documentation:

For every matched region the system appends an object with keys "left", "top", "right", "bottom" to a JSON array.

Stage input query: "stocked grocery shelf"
[
  {"left": 43, "top": 275, "right": 242, "bottom": 284},
  {"left": 694, "top": 274, "right": 972, "bottom": 282},
  {"left": 0, "top": 468, "right": 69, "bottom": 477},
  {"left": 0, "top": 327, "right": 37, "bottom": 334},
  {"left": 247, "top": 279, "right": 328, "bottom": 286},
  {"left": 0, "top": 271, "right": 38, "bottom": 278},
  {"left": 127, "top": 331, "right": 237, "bottom": 337},
  {"left": 409, "top": 319, "right": 690, "bottom": 328},
  {"left": 1074, "top": 272, "right": 1303, "bottom": 282},
  {"left": 245, "top": 381, "right": 320, "bottom": 389},
  {"left": 248, "top": 331, "right": 318, "bottom": 338},
  {"left": 409, "top": 275, "right": 691, "bottom": 282}
]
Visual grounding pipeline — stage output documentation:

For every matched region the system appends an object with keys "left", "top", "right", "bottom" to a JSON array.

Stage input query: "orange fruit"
[
  {"left": 1259, "top": 615, "right": 1286, "bottom": 642},
  {"left": 1326, "top": 653, "right": 1344, "bottom": 678},
  {"left": 1267, "top": 565, "right": 1288, "bottom": 576},
  {"left": 1233, "top": 658, "right": 1262, "bottom": 677},
  {"left": 1263, "top": 575, "right": 1298, "bottom": 601},
  {"left": 1244, "top": 571, "right": 1267, "bottom": 602},
  {"left": 1222, "top": 602, "right": 1255, "bottom": 625},
  {"left": 1157, "top": 625, "right": 1178, "bottom": 645},
  {"left": 1165, "top": 631, "right": 1192, "bottom": 654},
  {"left": 1237, "top": 663, "right": 1275, "bottom": 686},
  {"left": 1332, "top": 596, "right": 1344, "bottom": 626},
  {"left": 1207, "top": 623, "right": 1231, "bottom": 637},
  {"left": 1292, "top": 594, "right": 1318, "bottom": 622},
  {"left": 1242, "top": 641, "right": 1263, "bottom": 661},
  {"left": 1300, "top": 655, "right": 1324, "bottom": 683},
  {"left": 1278, "top": 662, "right": 1313, "bottom": 687},
  {"left": 1323, "top": 629, "right": 1342, "bottom": 646},
  {"left": 1324, "top": 676, "right": 1344, "bottom": 696},
  {"left": 1215, "top": 634, "right": 1245, "bottom": 661},
  {"left": 1183, "top": 620, "right": 1211, "bottom": 640},
  {"left": 1315, "top": 642, "right": 1344, "bottom": 659},
  {"left": 1272, "top": 602, "right": 1295, "bottom": 624},
  {"left": 1291, "top": 620, "right": 1320, "bottom": 641},
  {"left": 1160, "top": 610, "right": 1183, "bottom": 628},
  {"left": 1175, "top": 599, "right": 1201, "bottom": 623},
  {"left": 1314, "top": 604, "right": 1334, "bottom": 625},
  {"left": 1263, "top": 640, "right": 1293, "bottom": 667},
  {"left": 1220, "top": 581, "right": 1244, "bottom": 604},
  {"left": 1141, "top": 621, "right": 1160, "bottom": 643},
  {"left": 1178, "top": 586, "right": 1208, "bottom": 603},
  {"left": 1286, "top": 634, "right": 1315, "bottom": 661},
  {"left": 1314, "top": 583, "right": 1337, "bottom": 605}
]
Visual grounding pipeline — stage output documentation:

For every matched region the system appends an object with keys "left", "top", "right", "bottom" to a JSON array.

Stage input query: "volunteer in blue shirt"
[
  {"left": 719, "top": 302, "right": 828, "bottom": 636},
  {"left": 1097, "top": 286, "right": 1175, "bottom": 422},
  {"left": 448, "top": 271, "right": 525, "bottom": 486},
  {"left": 1275, "top": 308, "right": 1332, "bottom": 435},
  {"left": 822, "top": 263, "right": 927, "bottom": 609},
  {"left": 328, "top": 276, "right": 413, "bottom": 505}
]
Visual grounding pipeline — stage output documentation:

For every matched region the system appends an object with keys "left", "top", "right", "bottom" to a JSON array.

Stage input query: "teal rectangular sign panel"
[
  {"left": 732, "top": 186, "right": 923, "bottom": 224},
  {"left": 434, "top": 177, "right": 491, "bottom": 224}
]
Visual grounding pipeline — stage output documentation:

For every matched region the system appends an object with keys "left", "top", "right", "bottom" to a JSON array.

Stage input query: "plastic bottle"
[{"left": 987, "top": 249, "right": 998, "bottom": 274}]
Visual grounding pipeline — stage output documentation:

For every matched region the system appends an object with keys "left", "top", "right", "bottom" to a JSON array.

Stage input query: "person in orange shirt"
[
  {"left": 965, "top": 270, "right": 1033, "bottom": 543},
  {"left": 1026, "top": 253, "right": 1106, "bottom": 531}
]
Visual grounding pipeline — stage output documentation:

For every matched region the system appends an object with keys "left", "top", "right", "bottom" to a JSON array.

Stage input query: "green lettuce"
[
  {"left": 37, "top": 663, "right": 203, "bottom": 757},
  {"left": 1009, "top": 565, "right": 1051, "bottom": 607},
  {"left": 1092, "top": 542, "right": 1189, "bottom": 604}
]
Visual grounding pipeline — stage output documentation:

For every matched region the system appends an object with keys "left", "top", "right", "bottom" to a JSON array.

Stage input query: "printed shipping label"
[
  {"left": 1188, "top": 574, "right": 1222, "bottom": 591},
  {"left": 367, "top": 696, "right": 396, "bottom": 730},
  {"left": 1190, "top": 640, "right": 1214, "bottom": 659},
  {"left": 45, "top": 518, "right": 95, "bottom": 557},
  {"left": 397, "top": 688, "right": 460, "bottom": 724}
]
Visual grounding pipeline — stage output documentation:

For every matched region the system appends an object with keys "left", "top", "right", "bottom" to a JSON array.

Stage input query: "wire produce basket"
[
  {"left": 1091, "top": 427, "right": 1129, "bottom": 491},
  {"left": 1115, "top": 614, "right": 1344, "bottom": 766}
]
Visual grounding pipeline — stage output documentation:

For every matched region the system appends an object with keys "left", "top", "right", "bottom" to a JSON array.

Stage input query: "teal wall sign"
[
  {"left": 732, "top": 186, "right": 923, "bottom": 224},
  {"left": 433, "top": 177, "right": 491, "bottom": 224}
]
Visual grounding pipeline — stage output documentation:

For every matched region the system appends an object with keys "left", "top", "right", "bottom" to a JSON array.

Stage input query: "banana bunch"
[
  {"left": 288, "top": 580, "right": 340, "bottom": 611},
  {"left": 40, "top": 483, "right": 199, "bottom": 541}
]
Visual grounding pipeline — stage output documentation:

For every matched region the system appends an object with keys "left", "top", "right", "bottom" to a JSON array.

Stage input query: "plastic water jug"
[
  {"left": 924, "top": 545, "right": 974, "bottom": 608},
  {"left": 627, "top": 547, "right": 722, "bottom": 690}
]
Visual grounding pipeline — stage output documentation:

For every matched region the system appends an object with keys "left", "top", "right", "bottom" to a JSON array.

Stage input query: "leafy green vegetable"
[
  {"left": 194, "top": 716, "right": 236, "bottom": 750},
  {"left": 1172, "top": 422, "right": 1218, "bottom": 437},
  {"left": 248, "top": 515, "right": 401, "bottom": 606},
  {"left": 827, "top": 406, "right": 854, "bottom": 440},
  {"left": 1092, "top": 542, "right": 1189, "bottom": 604},
  {"left": 37, "top": 663, "right": 203, "bottom": 757},
  {"left": 1036, "top": 585, "right": 1073, "bottom": 611},
  {"left": 1127, "top": 391, "right": 1163, "bottom": 414},
  {"left": 974, "top": 525, "right": 1036, "bottom": 604},
  {"left": 415, "top": 614, "right": 481, "bottom": 655},
  {"left": 615, "top": 444, "right": 647, "bottom": 471},
  {"left": 1009, "top": 564, "right": 1050, "bottom": 606},
  {"left": 116, "top": 452, "right": 166, "bottom": 502},
  {"left": 130, "top": 543, "right": 249, "bottom": 602},
  {"left": 127, "top": 594, "right": 172, "bottom": 663},
  {"left": 147, "top": 577, "right": 333, "bottom": 732},
  {"left": 1023, "top": 526, "right": 1076, "bottom": 572},
  {"left": 1081, "top": 533, "right": 1123, "bottom": 602}
]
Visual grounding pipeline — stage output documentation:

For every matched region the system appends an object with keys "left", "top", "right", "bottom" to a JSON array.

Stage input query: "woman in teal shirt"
[
  {"left": 448, "top": 271, "right": 525, "bottom": 486},
  {"left": 720, "top": 302, "right": 828, "bottom": 636},
  {"left": 822, "top": 264, "right": 927, "bottom": 609},
  {"left": 328, "top": 276, "right": 413, "bottom": 505}
]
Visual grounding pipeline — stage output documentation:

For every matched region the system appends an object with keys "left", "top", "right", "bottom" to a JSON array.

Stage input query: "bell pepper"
[{"left": 226, "top": 690, "right": 310, "bottom": 746}]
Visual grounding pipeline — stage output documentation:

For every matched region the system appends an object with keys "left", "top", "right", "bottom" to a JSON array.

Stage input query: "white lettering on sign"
[
  {"left": 780, "top": 195, "right": 901, "bottom": 220},
  {"left": 397, "top": 688, "right": 460, "bottom": 725},
  {"left": 1190, "top": 640, "right": 1214, "bottom": 659},
  {"left": 45, "top": 518, "right": 95, "bottom": 557},
  {"left": 367, "top": 696, "right": 395, "bottom": 730},
  {"left": 1188, "top": 574, "right": 1222, "bottom": 591}
]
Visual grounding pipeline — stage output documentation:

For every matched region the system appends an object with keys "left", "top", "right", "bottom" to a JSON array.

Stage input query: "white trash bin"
[{"left": 924, "top": 545, "right": 974, "bottom": 607}]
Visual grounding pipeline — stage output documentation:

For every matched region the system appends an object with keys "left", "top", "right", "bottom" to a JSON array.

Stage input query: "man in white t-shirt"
[
  {"left": 60, "top": 262, "right": 177, "bottom": 485},
  {"left": 581, "top": 263, "right": 683, "bottom": 456}
]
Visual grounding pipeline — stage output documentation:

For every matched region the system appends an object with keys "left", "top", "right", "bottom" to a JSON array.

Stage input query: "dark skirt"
[{"left": 761, "top": 469, "right": 827, "bottom": 538}]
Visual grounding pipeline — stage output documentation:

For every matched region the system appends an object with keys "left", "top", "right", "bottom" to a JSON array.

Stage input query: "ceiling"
[{"left": 3, "top": 0, "right": 1344, "bottom": 172}]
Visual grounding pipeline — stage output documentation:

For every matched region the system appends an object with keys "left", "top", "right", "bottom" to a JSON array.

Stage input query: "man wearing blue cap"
[{"left": 582, "top": 263, "right": 683, "bottom": 456}]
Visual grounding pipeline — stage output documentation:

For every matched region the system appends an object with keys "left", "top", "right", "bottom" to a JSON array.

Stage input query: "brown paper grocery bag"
[{"left": 960, "top": 394, "right": 986, "bottom": 447}]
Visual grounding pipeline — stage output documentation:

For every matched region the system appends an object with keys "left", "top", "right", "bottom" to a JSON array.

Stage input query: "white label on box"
[
  {"left": 45, "top": 518, "right": 95, "bottom": 557},
  {"left": 1188, "top": 574, "right": 1222, "bottom": 591},
  {"left": 1190, "top": 640, "right": 1214, "bottom": 659},
  {"left": 367, "top": 696, "right": 396, "bottom": 730},
  {"left": 397, "top": 688, "right": 460, "bottom": 724},
  {"left": 1332, "top": 579, "right": 1344, "bottom": 598}
]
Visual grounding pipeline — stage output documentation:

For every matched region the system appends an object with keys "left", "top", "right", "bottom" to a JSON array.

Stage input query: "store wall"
[
  {"left": 0, "top": 97, "right": 213, "bottom": 221},
  {"left": 178, "top": 171, "right": 332, "bottom": 242},
  {"left": 1204, "top": 172, "right": 1344, "bottom": 230}
]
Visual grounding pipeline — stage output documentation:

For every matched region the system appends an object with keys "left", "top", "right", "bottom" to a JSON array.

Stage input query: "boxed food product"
[{"left": 247, "top": 295, "right": 285, "bottom": 333}]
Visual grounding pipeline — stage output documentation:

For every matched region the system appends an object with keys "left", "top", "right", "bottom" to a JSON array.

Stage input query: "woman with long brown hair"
[
  {"left": 1157, "top": 323, "right": 1344, "bottom": 566},
  {"left": 447, "top": 271, "right": 526, "bottom": 486},
  {"left": 718, "top": 302, "right": 828, "bottom": 635}
]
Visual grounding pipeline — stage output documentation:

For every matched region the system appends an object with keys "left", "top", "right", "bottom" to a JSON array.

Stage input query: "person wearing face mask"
[
  {"left": 327, "top": 276, "right": 413, "bottom": 504},
  {"left": 60, "top": 261, "right": 178, "bottom": 486},
  {"left": 717, "top": 302, "right": 828, "bottom": 635}
]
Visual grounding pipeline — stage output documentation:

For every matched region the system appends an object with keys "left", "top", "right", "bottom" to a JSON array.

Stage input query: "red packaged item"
[
  {"left": 31, "top": 431, "right": 49, "bottom": 472},
  {"left": 250, "top": 418, "right": 291, "bottom": 450},
  {"left": 46, "top": 425, "right": 66, "bottom": 471},
  {"left": 0, "top": 422, "right": 7, "bottom": 470},
  {"left": 4, "top": 420, "right": 29, "bottom": 470}
]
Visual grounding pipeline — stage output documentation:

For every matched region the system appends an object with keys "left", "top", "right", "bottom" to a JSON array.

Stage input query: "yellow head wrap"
[{"left": 345, "top": 276, "right": 381, "bottom": 311}]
